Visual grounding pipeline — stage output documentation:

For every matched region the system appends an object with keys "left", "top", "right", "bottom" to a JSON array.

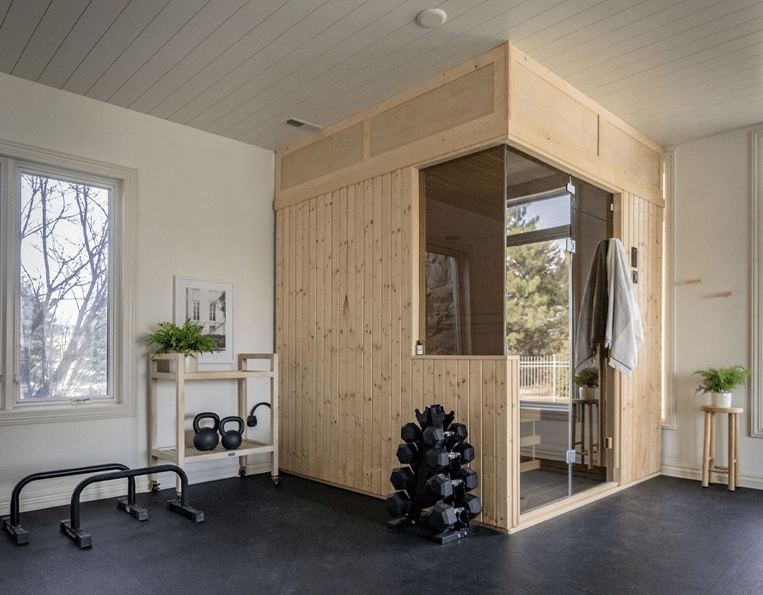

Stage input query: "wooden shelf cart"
[{"left": 148, "top": 352, "right": 279, "bottom": 494}]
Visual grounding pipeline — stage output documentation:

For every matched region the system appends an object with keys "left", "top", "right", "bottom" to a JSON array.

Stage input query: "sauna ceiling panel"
[{"left": 1, "top": 0, "right": 762, "bottom": 150}]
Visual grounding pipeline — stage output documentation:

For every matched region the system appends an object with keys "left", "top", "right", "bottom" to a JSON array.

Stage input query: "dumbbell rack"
[
  {"left": 385, "top": 404, "right": 481, "bottom": 544},
  {"left": 148, "top": 352, "right": 279, "bottom": 495}
]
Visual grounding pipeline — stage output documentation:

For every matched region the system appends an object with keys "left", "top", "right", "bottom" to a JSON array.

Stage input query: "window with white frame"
[
  {"left": 0, "top": 142, "right": 136, "bottom": 424},
  {"left": 751, "top": 129, "right": 763, "bottom": 437},
  {"left": 662, "top": 151, "right": 675, "bottom": 428}
]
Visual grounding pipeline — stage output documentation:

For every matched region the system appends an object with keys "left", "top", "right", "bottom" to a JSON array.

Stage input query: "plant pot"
[
  {"left": 156, "top": 353, "right": 198, "bottom": 374},
  {"left": 711, "top": 392, "right": 732, "bottom": 408},
  {"left": 578, "top": 386, "right": 597, "bottom": 401}
]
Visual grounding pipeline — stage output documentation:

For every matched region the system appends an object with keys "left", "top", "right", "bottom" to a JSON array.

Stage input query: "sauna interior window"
[
  {"left": 422, "top": 145, "right": 569, "bottom": 356},
  {"left": 421, "top": 146, "right": 611, "bottom": 364},
  {"left": 422, "top": 146, "right": 506, "bottom": 355}
]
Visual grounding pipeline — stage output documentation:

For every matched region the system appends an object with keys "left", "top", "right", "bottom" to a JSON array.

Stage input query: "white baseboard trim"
[
  {"left": 0, "top": 454, "right": 273, "bottom": 517},
  {"left": 660, "top": 463, "right": 763, "bottom": 491}
]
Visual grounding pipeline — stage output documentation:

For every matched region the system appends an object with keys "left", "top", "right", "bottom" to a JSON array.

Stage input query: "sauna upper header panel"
[{"left": 275, "top": 42, "right": 663, "bottom": 210}]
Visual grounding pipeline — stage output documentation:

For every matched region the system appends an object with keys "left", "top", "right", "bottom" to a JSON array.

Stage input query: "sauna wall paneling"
[{"left": 275, "top": 168, "right": 516, "bottom": 531}]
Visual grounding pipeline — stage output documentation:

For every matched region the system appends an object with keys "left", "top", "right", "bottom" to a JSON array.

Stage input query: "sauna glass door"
[
  {"left": 515, "top": 175, "right": 613, "bottom": 514},
  {"left": 509, "top": 190, "right": 575, "bottom": 512}
]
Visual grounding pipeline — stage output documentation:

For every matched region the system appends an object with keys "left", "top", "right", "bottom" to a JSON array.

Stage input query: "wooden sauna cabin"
[{"left": 273, "top": 42, "right": 663, "bottom": 532}]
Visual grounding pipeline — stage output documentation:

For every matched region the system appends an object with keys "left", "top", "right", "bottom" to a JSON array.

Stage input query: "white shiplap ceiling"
[{"left": 1, "top": 0, "right": 762, "bottom": 151}]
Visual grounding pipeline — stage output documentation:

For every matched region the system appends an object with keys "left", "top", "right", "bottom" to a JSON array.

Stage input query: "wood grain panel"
[
  {"left": 615, "top": 191, "right": 663, "bottom": 485},
  {"left": 408, "top": 356, "right": 515, "bottom": 531},
  {"left": 275, "top": 167, "right": 518, "bottom": 532},
  {"left": 274, "top": 45, "right": 508, "bottom": 208},
  {"left": 511, "top": 59, "right": 599, "bottom": 158},
  {"left": 600, "top": 119, "right": 662, "bottom": 192},
  {"left": 275, "top": 170, "right": 662, "bottom": 531},
  {"left": 369, "top": 65, "right": 495, "bottom": 157},
  {"left": 280, "top": 123, "right": 364, "bottom": 190},
  {"left": 506, "top": 44, "right": 663, "bottom": 206}
]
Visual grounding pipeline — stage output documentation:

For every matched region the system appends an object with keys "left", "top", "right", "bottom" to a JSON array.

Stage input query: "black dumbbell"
[
  {"left": 425, "top": 442, "right": 476, "bottom": 469},
  {"left": 427, "top": 494, "right": 482, "bottom": 532},
  {"left": 384, "top": 491, "right": 411, "bottom": 517},
  {"left": 396, "top": 443, "right": 417, "bottom": 464},
  {"left": 426, "top": 468, "right": 479, "bottom": 497},
  {"left": 415, "top": 405, "right": 446, "bottom": 429},
  {"left": 390, "top": 467, "right": 415, "bottom": 492},
  {"left": 401, "top": 422, "right": 421, "bottom": 444},
  {"left": 422, "top": 422, "right": 468, "bottom": 446}
]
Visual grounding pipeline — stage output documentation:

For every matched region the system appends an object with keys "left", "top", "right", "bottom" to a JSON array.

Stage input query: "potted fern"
[
  {"left": 147, "top": 319, "right": 217, "bottom": 373},
  {"left": 694, "top": 365, "right": 751, "bottom": 408},
  {"left": 573, "top": 367, "right": 599, "bottom": 400}
]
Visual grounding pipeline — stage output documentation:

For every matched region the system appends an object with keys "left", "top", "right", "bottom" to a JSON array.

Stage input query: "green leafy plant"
[
  {"left": 573, "top": 367, "right": 599, "bottom": 388},
  {"left": 694, "top": 365, "right": 751, "bottom": 394},
  {"left": 147, "top": 319, "right": 217, "bottom": 358}
]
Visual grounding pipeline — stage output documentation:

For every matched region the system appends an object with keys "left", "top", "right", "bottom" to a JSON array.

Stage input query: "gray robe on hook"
[{"left": 574, "top": 239, "right": 609, "bottom": 372}]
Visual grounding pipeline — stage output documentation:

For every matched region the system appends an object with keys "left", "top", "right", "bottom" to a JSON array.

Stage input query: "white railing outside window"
[{"left": 519, "top": 355, "right": 570, "bottom": 403}]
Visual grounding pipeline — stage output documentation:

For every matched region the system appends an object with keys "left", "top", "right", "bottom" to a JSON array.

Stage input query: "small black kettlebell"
[
  {"left": 193, "top": 412, "right": 220, "bottom": 451},
  {"left": 219, "top": 416, "right": 245, "bottom": 450}
]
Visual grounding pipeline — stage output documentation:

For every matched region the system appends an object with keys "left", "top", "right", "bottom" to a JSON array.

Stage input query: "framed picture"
[{"left": 174, "top": 277, "right": 233, "bottom": 364}]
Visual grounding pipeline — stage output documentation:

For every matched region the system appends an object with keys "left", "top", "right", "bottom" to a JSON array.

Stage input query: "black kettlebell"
[
  {"left": 219, "top": 416, "right": 245, "bottom": 450},
  {"left": 193, "top": 412, "right": 220, "bottom": 451}
]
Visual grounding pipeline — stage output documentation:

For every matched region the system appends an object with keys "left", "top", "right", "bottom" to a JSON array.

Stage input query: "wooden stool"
[
  {"left": 571, "top": 399, "right": 599, "bottom": 469},
  {"left": 701, "top": 405, "right": 742, "bottom": 491}
]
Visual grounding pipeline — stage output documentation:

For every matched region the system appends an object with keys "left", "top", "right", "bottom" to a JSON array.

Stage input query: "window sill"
[{"left": 0, "top": 400, "right": 135, "bottom": 426}]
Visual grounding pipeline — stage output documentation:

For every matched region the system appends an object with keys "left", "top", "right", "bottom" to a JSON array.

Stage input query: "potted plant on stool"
[
  {"left": 147, "top": 319, "right": 217, "bottom": 373},
  {"left": 694, "top": 365, "right": 751, "bottom": 408},
  {"left": 573, "top": 368, "right": 599, "bottom": 400}
]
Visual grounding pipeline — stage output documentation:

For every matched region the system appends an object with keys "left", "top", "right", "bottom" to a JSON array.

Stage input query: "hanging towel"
[
  {"left": 574, "top": 239, "right": 609, "bottom": 371},
  {"left": 605, "top": 238, "right": 643, "bottom": 376}
]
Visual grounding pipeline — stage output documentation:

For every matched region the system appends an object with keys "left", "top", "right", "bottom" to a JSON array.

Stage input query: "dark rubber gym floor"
[{"left": 2, "top": 473, "right": 763, "bottom": 595}]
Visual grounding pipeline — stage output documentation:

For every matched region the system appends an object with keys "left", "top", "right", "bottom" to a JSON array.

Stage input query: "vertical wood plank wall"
[
  {"left": 616, "top": 191, "right": 664, "bottom": 483},
  {"left": 275, "top": 167, "right": 517, "bottom": 531},
  {"left": 408, "top": 356, "right": 518, "bottom": 530}
]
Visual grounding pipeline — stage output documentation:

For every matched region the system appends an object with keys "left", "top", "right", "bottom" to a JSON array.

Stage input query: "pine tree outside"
[{"left": 506, "top": 197, "right": 571, "bottom": 404}]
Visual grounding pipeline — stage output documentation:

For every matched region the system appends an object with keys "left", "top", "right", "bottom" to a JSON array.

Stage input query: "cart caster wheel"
[
  {"left": 238, "top": 468, "right": 247, "bottom": 477},
  {"left": 272, "top": 476, "right": 282, "bottom": 488},
  {"left": 149, "top": 481, "right": 160, "bottom": 493}
]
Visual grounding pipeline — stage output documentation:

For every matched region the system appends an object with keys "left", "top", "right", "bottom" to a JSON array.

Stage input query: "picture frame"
[{"left": 173, "top": 277, "right": 233, "bottom": 364}]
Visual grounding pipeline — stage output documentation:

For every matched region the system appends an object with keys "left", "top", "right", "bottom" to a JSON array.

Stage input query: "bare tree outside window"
[{"left": 18, "top": 173, "right": 110, "bottom": 400}]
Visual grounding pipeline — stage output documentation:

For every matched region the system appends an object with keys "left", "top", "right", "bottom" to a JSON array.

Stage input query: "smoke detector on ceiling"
[{"left": 416, "top": 8, "right": 447, "bottom": 28}]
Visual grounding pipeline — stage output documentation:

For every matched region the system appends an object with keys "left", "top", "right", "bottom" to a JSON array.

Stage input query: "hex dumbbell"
[
  {"left": 422, "top": 423, "right": 468, "bottom": 446},
  {"left": 396, "top": 443, "right": 417, "bottom": 465},
  {"left": 425, "top": 442, "right": 475, "bottom": 470},
  {"left": 384, "top": 491, "right": 411, "bottom": 517},
  {"left": 401, "top": 422, "right": 421, "bottom": 444},
  {"left": 426, "top": 468, "right": 478, "bottom": 497},
  {"left": 390, "top": 467, "right": 415, "bottom": 492},
  {"left": 427, "top": 494, "right": 482, "bottom": 532}
]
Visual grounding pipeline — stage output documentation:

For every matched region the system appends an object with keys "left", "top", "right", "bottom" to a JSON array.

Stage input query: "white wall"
[
  {"left": 0, "top": 73, "right": 275, "bottom": 513},
  {"left": 663, "top": 125, "right": 763, "bottom": 487}
]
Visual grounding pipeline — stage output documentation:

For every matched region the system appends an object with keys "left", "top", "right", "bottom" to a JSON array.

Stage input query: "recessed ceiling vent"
[{"left": 285, "top": 118, "right": 323, "bottom": 132}]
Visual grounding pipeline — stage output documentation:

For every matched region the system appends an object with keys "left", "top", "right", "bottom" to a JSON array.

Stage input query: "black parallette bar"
[
  {"left": 61, "top": 464, "right": 203, "bottom": 549},
  {"left": 3, "top": 463, "right": 134, "bottom": 546}
]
